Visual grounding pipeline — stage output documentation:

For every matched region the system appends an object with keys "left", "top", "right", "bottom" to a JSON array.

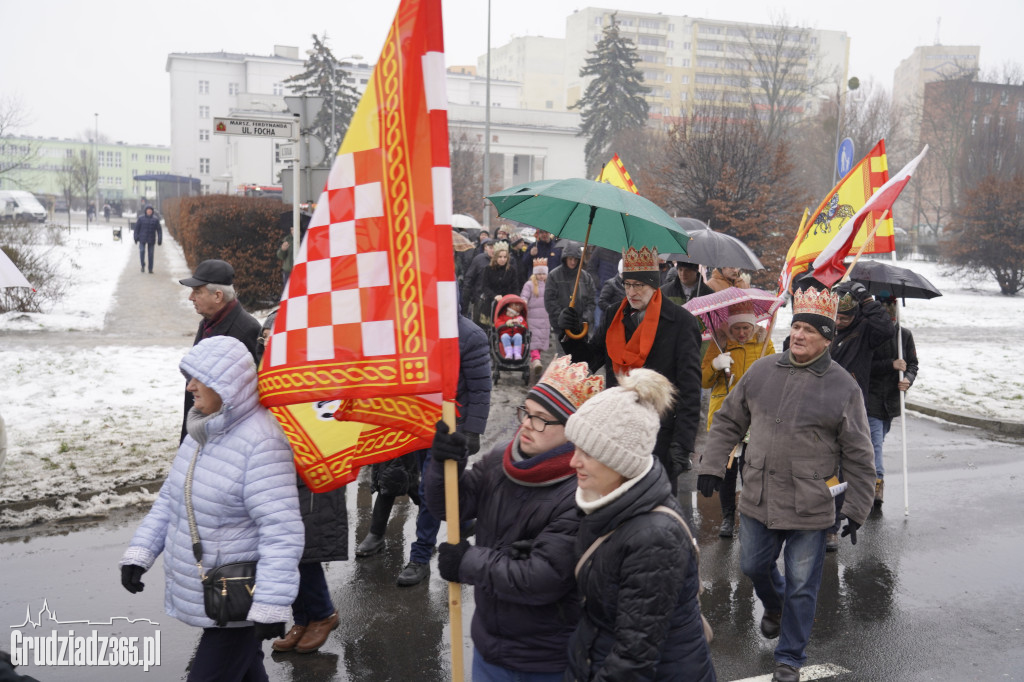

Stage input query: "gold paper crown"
[
  {"left": 793, "top": 287, "right": 839, "bottom": 321},
  {"left": 531, "top": 355, "right": 606, "bottom": 418},
  {"left": 533, "top": 257, "right": 549, "bottom": 270},
  {"left": 621, "top": 246, "right": 660, "bottom": 273}
]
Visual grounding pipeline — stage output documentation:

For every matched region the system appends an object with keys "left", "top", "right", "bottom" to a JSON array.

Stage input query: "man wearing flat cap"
[{"left": 177, "top": 259, "right": 262, "bottom": 441}]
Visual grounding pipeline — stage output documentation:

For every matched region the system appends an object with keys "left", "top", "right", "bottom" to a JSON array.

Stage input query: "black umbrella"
[
  {"left": 848, "top": 260, "right": 942, "bottom": 301},
  {"left": 662, "top": 218, "right": 765, "bottom": 270}
]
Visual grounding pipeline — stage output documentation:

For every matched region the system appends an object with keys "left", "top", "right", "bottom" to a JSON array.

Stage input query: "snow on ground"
[{"left": 0, "top": 223, "right": 1021, "bottom": 528}]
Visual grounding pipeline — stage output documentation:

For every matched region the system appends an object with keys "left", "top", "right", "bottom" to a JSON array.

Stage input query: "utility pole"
[{"left": 482, "top": 0, "right": 492, "bottom": 229}]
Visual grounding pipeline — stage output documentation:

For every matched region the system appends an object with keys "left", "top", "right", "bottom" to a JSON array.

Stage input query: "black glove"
[
  {"left": 252, "top": 622, "right": 286, "bottom": 641},
  {"left": 557, "top": 306, "right": 583, "bottom": 334},
  {"left": 465, "top": 432, "right": 481, "bottom": 456},
  {"left": 120, "top": 564, "right": 146, "bottom": 594},
  {"left": 840, "top": 519, "right": 861, "bottom": 545},
  {"left": 157, "top": 239, "right": 162, "bottom": 246},
  {"left": 431, "top": 420, "right": 468, "bottom": 463},
  {"left": 438, "top": 540, "right": 470, "bottom": 582},
  {"left": 849, "top": 281, "right": 872, "bottom": 303},
  {"left": 508, "top": 539, "right": 534, "bottom": 560},
  {"left": 669, "top": 443, "right": 691, "bottom": 475},
  {"left": 696, "top": 474, "right": 722, "bottom": 498}
]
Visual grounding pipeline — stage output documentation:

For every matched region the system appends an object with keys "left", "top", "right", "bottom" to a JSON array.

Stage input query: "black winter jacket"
[
  {"left": 829, "top": 299, "right": 895, "bottom": 402},
  {"left": 456, "top": 314, "right": 492, "bottom": 435},
  {"left": 660, "top": 277, "right": 713, "bottom": 306},
  {"left": 867, "top": 327, "right": 918, "bottom": 421},
  {"left": 425, "top": 440, "right": 580, "bottom": 673},
  {"left": 560, "top": 299, "right": 703, "bottom": 455},
  {"left": 297, "top": 479, "right": 348, "bottom": 563},
  {"left": 566, "top": 460, "right": 715, "bottom": 682},
  {"left": 134, "top": 212, "right": 162, "bottom": 244},
  {"left": 545, "top": 263, "right": 596, "bottom": 331}
]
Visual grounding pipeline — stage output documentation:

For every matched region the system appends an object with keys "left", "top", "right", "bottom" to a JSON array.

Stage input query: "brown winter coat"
[
  {"left": 706, "top": 269, "right": 749, "bottom": 292},
  {"left": 698, "top": 349, "right": 876, "bottom": 529}
]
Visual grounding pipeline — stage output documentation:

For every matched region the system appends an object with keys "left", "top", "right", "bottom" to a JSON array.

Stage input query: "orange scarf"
[{"left": 607, "top": 289, "right": 662, "bottom": 375}]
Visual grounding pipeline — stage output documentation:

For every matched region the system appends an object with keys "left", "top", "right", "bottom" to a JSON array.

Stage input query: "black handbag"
[{"left": 184, "top": 446, "right": 258, "bottom": 627}]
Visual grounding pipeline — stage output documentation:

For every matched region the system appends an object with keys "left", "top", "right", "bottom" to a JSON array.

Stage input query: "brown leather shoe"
[
  {"left": 271, "top": 624, "right": 307, "bottom": 652},
  {"left": 874, "top": 478, "right": 885, "bottom": 506},
  {"left": 295, "top": 611, "right": 339, "bottom": 653}
]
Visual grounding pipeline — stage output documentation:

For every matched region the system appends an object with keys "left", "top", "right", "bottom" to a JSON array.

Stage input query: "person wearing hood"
[
  {"left": 544, "top": 242, "right": 596, "bottom": 350},
  {"left": 565, "top": 368, "right": 716, "bottom": 681},
  {"left": 702, "top": 304, "right": 776, "bottom": 538},
  {"left": 427, "top": 356, "right": 604, "bottom": 680},
  {"left": 133, "top": 205, "right": 162, "bottom": 274},
  {"left": 558, "top": 246, "right": 703, "bottom": 493},
  {"left": 120, "top": 336, "right": 304, "bottom": 681}
]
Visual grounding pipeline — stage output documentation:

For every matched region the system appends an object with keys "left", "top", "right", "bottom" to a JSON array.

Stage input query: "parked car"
[
  {"left": 0, "top": 190, "right": 47, "bottom": 222},
  {"left": 54, "top": 198, "right": 70, "bottom": 213}
]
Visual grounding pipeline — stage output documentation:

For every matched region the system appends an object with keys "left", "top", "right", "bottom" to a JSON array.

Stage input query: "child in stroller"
[{"left": 489, "top": 294, "right": 533, "bottom": 385}]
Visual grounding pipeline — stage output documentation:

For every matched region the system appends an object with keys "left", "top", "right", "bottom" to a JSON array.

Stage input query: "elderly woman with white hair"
[{"left": 565, "top": 369, "right": 716, "bottom": 681}]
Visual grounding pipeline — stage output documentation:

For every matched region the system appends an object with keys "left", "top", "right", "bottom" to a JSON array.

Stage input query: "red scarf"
[
  {"left": 502, "top": 431, "right": 576, "bottom": 486},
  {"left": 606, "top": 289, "right": 662, "bottom": 375}
]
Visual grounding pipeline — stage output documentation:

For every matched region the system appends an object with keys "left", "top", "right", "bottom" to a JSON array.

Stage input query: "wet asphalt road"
[{"left": 3, "top": 415, "right": 1023, "bottom": 681}]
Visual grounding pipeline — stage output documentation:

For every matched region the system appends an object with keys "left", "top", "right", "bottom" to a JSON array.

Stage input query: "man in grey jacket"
[{"left": 696, "top": 286, "right": 876, "bottom": 682}]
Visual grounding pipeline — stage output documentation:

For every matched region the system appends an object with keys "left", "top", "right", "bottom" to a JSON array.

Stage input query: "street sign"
[
  {"left": 837, "top": 137, "right": 855, "bottom": 179},
  {"left": 277, "top": 143, "right": 297, "bottom": 161},
  {"left": 213, "top": 117, "right": 296, "bottom": 138}
]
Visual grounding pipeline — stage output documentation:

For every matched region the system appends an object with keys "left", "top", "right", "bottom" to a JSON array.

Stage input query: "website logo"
[{"left": 9, "top": 600, "right": 161, "bottom": 672}]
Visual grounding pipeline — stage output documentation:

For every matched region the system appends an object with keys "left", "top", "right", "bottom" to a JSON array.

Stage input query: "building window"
[
  {"left": 1000, "top": 90, "right": 1009, "bottom": 106},
  {"left": 199, "top": 105, "right": 210, "bottom": 119},
  {"left": 199, "top": 129, "right": 210, "bottom": 141},
  {"left": 199, "top": 157, "right": 210, "bottom": 174},
  {"left": 680, "top": 91, "right": 687, "bottom": 101},
  {"left": 198, "top": 80, "right": 209, "bottom": 94},
  {"left": 273, "top": 82, "right": 284, "bottom": 96},
  {"left": 228, "top": 82, "right": 240, "bottom": 95},
  {"left": 131, "top": 153, "right": 138, "bottom": 161},
  {"left": 546, "top": 100, "right": 554, "bottom": 109},
  {"left": 1017, "top": 101, "right": 1024, "bottom": 122}
]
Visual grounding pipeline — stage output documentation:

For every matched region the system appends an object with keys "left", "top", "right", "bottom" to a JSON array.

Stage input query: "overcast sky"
[{"left": 3, "top": 0, "right": 1020, "bottom": 147}]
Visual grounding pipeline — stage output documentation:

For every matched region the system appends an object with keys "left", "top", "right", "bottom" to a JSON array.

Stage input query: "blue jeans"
[
  {"left": 291, "top": 562, "right": 335, "bottom": 625},
  {"left": 472, "top": 650, "right": 564, "bottom": 682},
  {"left": 188, "top": 627, "right": 267, "bottom": 682},
  {"left": 138, "top": 240, "right": 155, "bottom": 271},
  {"left": 410, "top": 449, "right": 441, "bottom": 564},
  {"left": 868, "top": 416, "right": 892, "bottom": 478},
  {"left": 740, "top": 514, "right": 827, "bottom": 669}
]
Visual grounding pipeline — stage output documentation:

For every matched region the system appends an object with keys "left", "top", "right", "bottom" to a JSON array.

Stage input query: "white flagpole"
[{"left": 891, "top": 250, "right": 910, "bottom": 515}]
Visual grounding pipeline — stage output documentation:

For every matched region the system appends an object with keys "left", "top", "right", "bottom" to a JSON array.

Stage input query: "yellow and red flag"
[
  {"left": 596, "top": 153, "right": 639, "bottom": 194},
  {"left": 258, "top": 0, "right": 458, "bottom": 492},
  {"left": 779, "top": 140, "right": 893, "bottom": 293}
]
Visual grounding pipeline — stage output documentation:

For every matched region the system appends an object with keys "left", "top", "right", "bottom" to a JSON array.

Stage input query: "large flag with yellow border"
[
  {"left": 258, "top": 0, "right": 457, "bottom": 492},
  {"left": 596, "top": 153, "right": 639, "bottom": 194},
  {"left": 779, "top": 140, "right": 893, "bottom": 293}
]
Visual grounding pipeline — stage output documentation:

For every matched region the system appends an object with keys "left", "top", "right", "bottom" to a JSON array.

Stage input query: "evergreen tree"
[
  {"left": 572, "top": 14, "right": 650, "bottom": 177},
  {"left": 285, "top": 33, "right": 360, "bottom": 154}
]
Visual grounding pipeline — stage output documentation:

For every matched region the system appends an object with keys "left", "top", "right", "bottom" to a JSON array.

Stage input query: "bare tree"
[
  {"left": 55, "top": 164, "right": 76, "bottom": 231},
  {"left": 0, "top": 95, "right": 39, "bottom": 188},
  {"left": 72, "top": 152, "right": 98, "bottom": 230},
  {"left": 449, "top": 128, "right": 483, "bottom": 220},
  {"left": 731, "top": 14, "right": 836, "bottom": 143},
  {"left": 658, "top": 101, "right": 811, "bottom": 286}
]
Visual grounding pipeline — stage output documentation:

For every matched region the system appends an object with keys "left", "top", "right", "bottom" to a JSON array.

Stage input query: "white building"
[
  {"left": 478, "top": 36, "right": 568, "bottom": 111},
  {"left": 167, "top": 46, "right": 586, "bottom": 196}
]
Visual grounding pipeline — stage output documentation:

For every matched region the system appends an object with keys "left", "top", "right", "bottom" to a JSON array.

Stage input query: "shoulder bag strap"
[
  {"left": 652, "top": 505, "right": 714, "bottom": 643},
  {"left": 574, "top": 529, "right": 615, "bottom": 579},
  {"left": 183, "top": 445, "right": 206, "bottom": 577}
]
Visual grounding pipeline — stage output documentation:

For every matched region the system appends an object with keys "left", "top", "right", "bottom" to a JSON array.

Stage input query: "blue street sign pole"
[{"left": 836, "top": 137, "right": 855, "bottom": 183}]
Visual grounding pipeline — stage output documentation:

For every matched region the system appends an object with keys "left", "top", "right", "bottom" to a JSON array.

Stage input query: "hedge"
[{"left": 163, "top": 195, "right": 291, "bottom": 309}]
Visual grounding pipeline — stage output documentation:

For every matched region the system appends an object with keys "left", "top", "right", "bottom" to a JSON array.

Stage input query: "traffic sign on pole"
[{"left": 837, "top": 138, "right": 855, "bottom": 180}]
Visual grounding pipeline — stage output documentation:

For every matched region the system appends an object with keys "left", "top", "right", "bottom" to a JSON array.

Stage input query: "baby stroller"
[{"left": 489, "top": 294, "right": 532, "bottom": 385}]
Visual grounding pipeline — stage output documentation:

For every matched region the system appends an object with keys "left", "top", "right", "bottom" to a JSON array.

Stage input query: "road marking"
[{"left": 730, "top": 663, "right": 850, "bottom": 681}]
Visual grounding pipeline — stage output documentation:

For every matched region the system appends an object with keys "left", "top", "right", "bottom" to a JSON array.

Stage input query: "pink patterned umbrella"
[{"left": 683, "top": 286, "right": 785, "bottom": 341}]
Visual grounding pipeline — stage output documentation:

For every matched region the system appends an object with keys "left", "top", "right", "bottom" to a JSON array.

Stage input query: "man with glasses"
[
  {"left": 426, "top": 356, "right": 604, "bottom": 681},
  {"left": 557, "top": 246, "right": 703, "bottom": 492}
]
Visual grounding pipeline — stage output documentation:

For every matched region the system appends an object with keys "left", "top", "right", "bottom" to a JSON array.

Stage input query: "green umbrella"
[
  {"left": 487, "top": 178, "right": 690, "bottom": 338},
  {"left": 486, "top": 178, "right": 690, "bottom": 254}
]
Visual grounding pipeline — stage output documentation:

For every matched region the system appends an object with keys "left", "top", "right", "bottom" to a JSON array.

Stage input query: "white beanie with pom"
[{"left": 565, "top": 368, "right": 676, "bottom": 480}]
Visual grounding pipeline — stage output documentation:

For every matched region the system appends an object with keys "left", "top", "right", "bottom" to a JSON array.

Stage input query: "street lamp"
[
  {"left": 821, "top": 77, "right": 859, "bottom": 185},
  {"left": 94, "top": 113, "right": 99, "bottom": 224}
]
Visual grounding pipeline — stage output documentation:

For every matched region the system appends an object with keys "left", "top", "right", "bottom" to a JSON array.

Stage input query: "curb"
[
  {"left": 0, "top": 478, "right": 165, "bottom": 515},
  {"left": 905, "top": 400, "right": 1024, "bottom": 438}
]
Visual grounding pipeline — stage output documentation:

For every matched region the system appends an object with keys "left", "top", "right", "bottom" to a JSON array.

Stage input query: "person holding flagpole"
[{"left": 427, "top": 356, "right": 604, "bottom": 681}]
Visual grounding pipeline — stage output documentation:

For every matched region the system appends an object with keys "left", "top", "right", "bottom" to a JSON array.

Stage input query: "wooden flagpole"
[{"left": 442, "top": 400, "right": 464, "bottom": 680}]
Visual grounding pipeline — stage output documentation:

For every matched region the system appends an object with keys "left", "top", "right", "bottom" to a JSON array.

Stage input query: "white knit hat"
[{"left": 565, "top": 368, "right": 676, "bottom": 480}]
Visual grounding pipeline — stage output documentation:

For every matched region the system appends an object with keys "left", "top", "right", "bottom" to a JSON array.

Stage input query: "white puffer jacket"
[{"left": 122, "top": 336, "right": 303, "bottom": 627}]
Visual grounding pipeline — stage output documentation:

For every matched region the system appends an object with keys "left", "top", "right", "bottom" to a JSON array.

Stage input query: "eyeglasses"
[
  {"left": 623, "top": 281, "right": 651, "bottom": 291},
  {"left": 515, "top": 405, "right": 561, "bottom": 432}
]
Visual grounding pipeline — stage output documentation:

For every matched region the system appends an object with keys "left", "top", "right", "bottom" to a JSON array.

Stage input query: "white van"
[{"left": 0, "top": 190, "right": 47, "bottom": 222}]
